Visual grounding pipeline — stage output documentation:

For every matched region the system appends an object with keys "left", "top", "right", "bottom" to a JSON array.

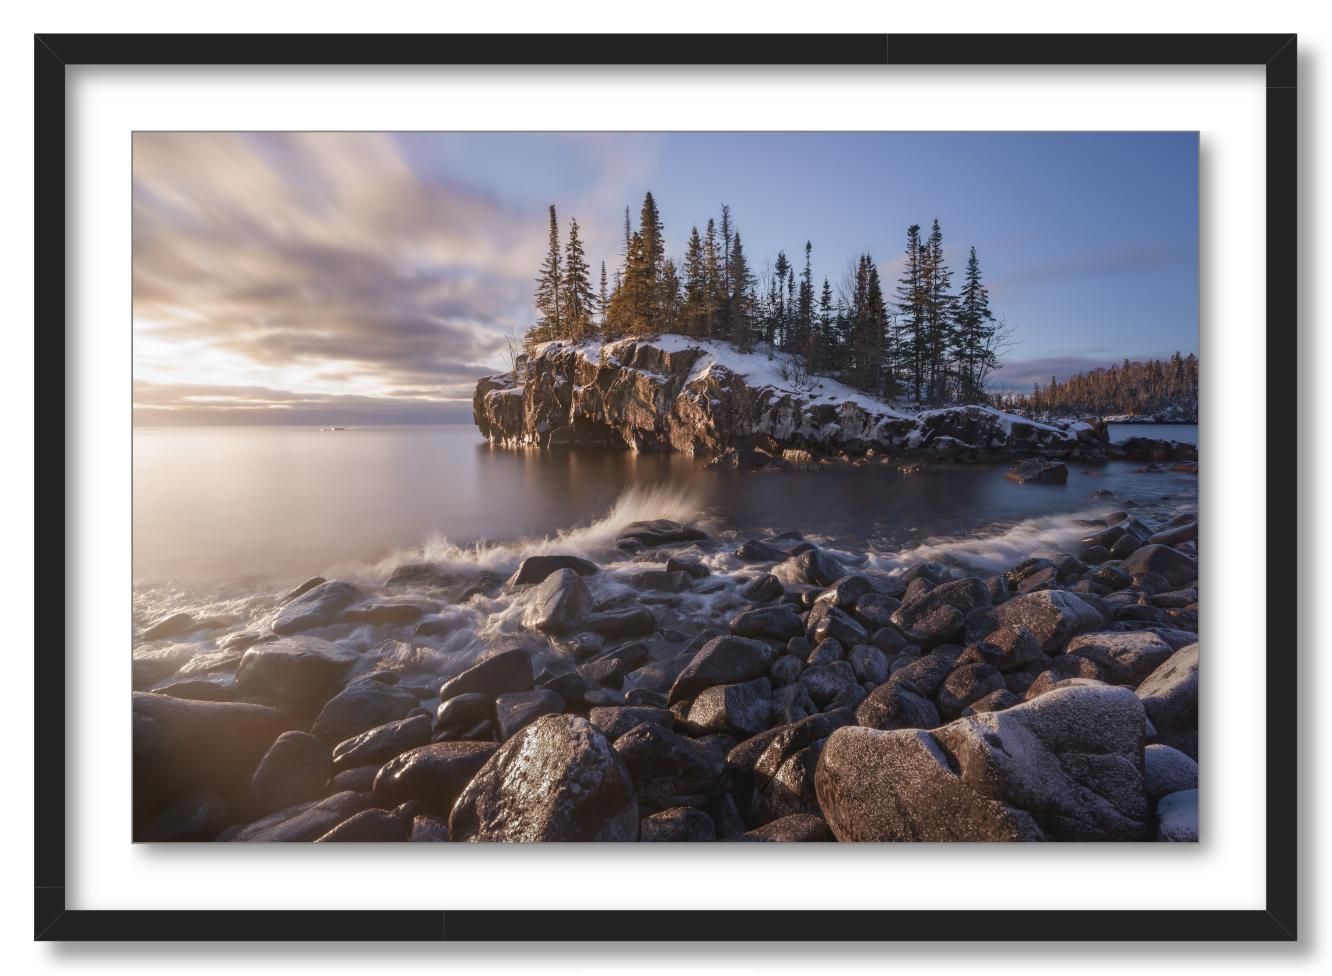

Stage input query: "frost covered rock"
[
  {"left": 1155, "top": 789, "right": 1199, "bottom": 841},
  {"left": 1144, "top": 744, "right": 1198, "bottom": 807},
  {"left": 1065, "top": 631, "right": 1176, "bottom": 686},
  {"left": 1135, "top": 643, "right": 1198, "bottom": 760},
  {"left": 964, "top": 590, "right": 1106, "bottom": 653}
]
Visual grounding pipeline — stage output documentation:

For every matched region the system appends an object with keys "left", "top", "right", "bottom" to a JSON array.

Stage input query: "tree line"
[
  {"left": 526, "top": 191, "right": 1018, "bottom": 405},
  {"left": 1000, "top": 353, "right": 1199, "bottom": 419}
]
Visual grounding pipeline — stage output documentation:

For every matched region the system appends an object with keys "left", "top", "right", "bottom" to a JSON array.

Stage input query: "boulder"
[
  {"left": 622, "top": 570, "right": 694, "bottom": 593},
  {"left": 735, "top": 540, "right": 791, "bottom": 562},
  {"left": 132, "top": 692, "right": 290, "bottom": 831},
  {"left": 138, "top": 791, "right": 232, "bottom": 842},
  {"left": 1023, "top": 662, "right": 1106, "bottom": 700},
  {"left": 271, "top": 580, "right": 358, "bottom": 635},
  {"left": 791, "top": 549, "right": 849, "bottom": 588},
  {"left": 815, "top": 575, "right": 875, "bottom": 609},
  {"left": 807, "top": 638, "right": 846, "bottom": 667},
  {"left": 588, "top": 705, "right": 674, "bottom": 741},
  {"left": 1155, "top": 789, "right": 1199, "bottom": 842},
  {"left": 751, "top": 741, "right": 825, "bottom": 825},
  {"left": 884, "top": 646, "right": 961, "bottom": 700},
  {"left": 371, "top": 740, "right": 499, "bottom": 816},
  {"left": 331, "top": 714, "right": 432, "bottom": 772},
  {"left": 1145, "top": 744, "right": 1199, "bottom": 807},
  {"left": 310, "top": 681, "right": 422, "bottom": 745},
  {"left": 613, "top": 722, "right": 727, "bottom": 813},
  {"left": 900, "top": 563, "right": 949, "bottom": 586},
  {"left": 798, "top": 660, "right": 859, "bottom": 707},
  {"left": 868, "top": 627, "right": 912, "bottom": 658},
  {"left": 438, "top": 648, "right": 534, "bottom": 702},
  {"left": 579, "top": 606, "right": 656, "bottom": 636},
  {"left": 768, "top": 654, "right": 805, "bottom": 688},
  {"left": 495, "top": 689, "right": 565, "bottom": 741},
  {"left": 435, "top": 693, "right": 494, "bottom": 732},
  {"left": 1005, "top": 458, "right": 1068, "bottom": 483},
  {"left": 963, "top": 590, "right": 1105, "bottom": 653},
  {"left": 230, "top": 790, "right": 368, "bottom": 842},
  {"left": 729, "top": 604, "right": 805, "bottom": 642},
  {"left": 742, "top": 813, "right": 832, "bottom": 842},
  {"left": 846, "top": 644, "right": 889, "bottom": 686},
  {"left": 616, "top": 519, "right": 708, "bottom": 547},
  {"left": 1079, "top": 546, "right": 1111, "bottom": 565},
  {"left": 667, "top": 636, "right": 776, "bottom": 706},
  {"left": 281, "top": 576, "right": 327, "bottom": 603},
  {"left": 151, "top": 680, "right": 237, "bottom": 703},
  {"left": 771, "top": 682, "right": 820, "bottom": 725},
  {"left": 507, "top": 554, "right": 598, "bottom": 586},
  {"left": 960, "top": 689, "right": 1021, "bottom": 716},
  {"left": 667, "top": 557, "right": 710, "bottom": 579},
  {"left": 852, "top": 593, "right": 901, "bottom": 632},
  {"left": 933, "top": 577, "right": 992, "bottom": 616},
  {"left": 314, "top": 808, "right": 408, "bottom": 842},
  {"left": 738, "top": 573, "right": 784, "bottom": 603},
  {"left": 855, "top": 679, "right": 941, "bottom": 732},
  {"left": 1065, "top": 631, "right": 1176, "bottom": 686},
  {"left": 343, "top": 604, "right": 426, "bottom": 625},
  {"left": 809, "top": 605, "right": 869, "bottom": 648},
  {"left": 955, "top": 642, "right": 1004, "bottom": 668},
  {"left": 1120, "top": 545, "right": 1199, "bottom": 589},
  {"left": 1135, "top": 644, "right": 1198, "bottom": 760},
  {"left": 889, "top": 592, "right": 964, "bottom": 650},
  {"left": 687, "top": 677, "right": 772, "bottom": 739},
  {"left": 140, "top": 612, "right": 196, "bottom": 642},
  {"left": 409, "top": 814, "right": 452, "bottom": 842},
  {"left": 521, "top": 568, "right": 595, "bottom": 634},
  {"left": 234, "top": 636, "right": 358, "bottom": 701},
  {"left": 639, "top": 806, "right": 716, "bottom": 842},
  {"left": 1017, "top": 567, "right": 1060, "bottom": 594},
  {"left": 936, "top": 663, "right": 1008, "bottom": 720},
  {"left": 726, "top": 708, "right": 853, "bottom": 813},
  {"left": 247, "top": 731, "right": 332, "bottom": 818},
  {"left": 982, "top": 625, "right": 1044, "bottom": 673}
]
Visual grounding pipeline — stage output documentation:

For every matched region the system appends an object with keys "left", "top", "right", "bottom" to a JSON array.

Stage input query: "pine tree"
[
  {"left": 703, "top": 217, "right": 720, "bottom": 340},
  {"left": 661, "top": 258, "right": 681, "bottom": 332},
  {"left": 718, "top": 204, "right": 734, "bottom": 327},
  {"left": 729, "top": 228, "right": 754, "bottom": 350},
  {"left": 638, "top": 191, "right": 665, "bottom": 330},
  {"left": 922, "top": 218, "right": 954, "bottom": 404},
  {"left": 953, "top": 245, "right": 998, "bottom": 400},
  {"left": 895, "top": 224, "right": 925, "bottom": 401},
  {"left": 561, "top": 217, "right": 594, "bottom": 341},
  {"left": 683, "top": 225, "right": 706, "bottom": 337},
  {"left": 797, "top": 241, "right": 814, "bottom": 350},
  {"left": 598, "top": 261, "right": 609, "bottom": 329},
  {"left": 531, "top": 204, "right": 562, "bottom": 343}
]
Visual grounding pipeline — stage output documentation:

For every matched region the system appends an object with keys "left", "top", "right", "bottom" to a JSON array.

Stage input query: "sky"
[{"left": 132, "top": 131, "right": 1198, "bottom": 426}]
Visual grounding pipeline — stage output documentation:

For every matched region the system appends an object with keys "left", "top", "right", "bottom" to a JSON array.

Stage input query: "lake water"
[{"left": 1106, "top": 423, "right": 1197, "bottom": 446}]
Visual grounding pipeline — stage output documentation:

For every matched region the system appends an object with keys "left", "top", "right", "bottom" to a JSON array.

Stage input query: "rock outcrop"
[{"left": 473, "top": 337, "right": 1113, "bottom": 460}]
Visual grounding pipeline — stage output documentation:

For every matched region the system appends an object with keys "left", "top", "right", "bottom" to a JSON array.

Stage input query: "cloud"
[
  {"left": 987, "top": 242, "right": 1193, "bottom": 296},
  {"left": 132, "top": 379, "right": 475, "bottom": 426}
]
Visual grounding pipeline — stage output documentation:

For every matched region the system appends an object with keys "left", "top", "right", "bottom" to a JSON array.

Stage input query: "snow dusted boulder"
[
  {"left": 1135, "top": 643, "right": 1198, "bottom": 760},
  {"left": 473, "top": 336, "right": 1095, "bottom": 459},
  {"left": 963, "top": 591, "right": 1106, "bottom": 654},
  {"left": 1065, "top": 631, "right": 1177, "bottom": 686}
]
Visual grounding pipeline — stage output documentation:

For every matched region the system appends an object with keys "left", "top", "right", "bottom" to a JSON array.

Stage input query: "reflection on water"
[{"left": 134, "top": 424, "right": 1199, "bottom": 592}]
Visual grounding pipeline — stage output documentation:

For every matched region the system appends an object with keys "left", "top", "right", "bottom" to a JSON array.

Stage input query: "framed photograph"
[{"left": 39, "top": 33, "right": 1296, "bottom": 942}]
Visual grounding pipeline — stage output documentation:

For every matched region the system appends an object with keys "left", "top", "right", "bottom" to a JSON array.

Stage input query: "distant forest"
[
  {"left": 524, "top": 191, "right": 1192, "bottom": 417},
  {"left": 999, "top": 354, "right": 1200, "bottom": 420}
]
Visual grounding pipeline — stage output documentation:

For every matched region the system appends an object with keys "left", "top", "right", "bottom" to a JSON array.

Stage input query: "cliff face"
[{"left": 473, "top": 336, "right": 1129, "bottom": 462}]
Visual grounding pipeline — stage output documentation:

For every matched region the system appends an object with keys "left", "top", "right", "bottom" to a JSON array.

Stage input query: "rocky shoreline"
[
  {"left": 133, "top": 507, "right": 1199, "bottom": 843},
  {"left": 472, "top": 337, "right": 1200, "bottom": 467}
]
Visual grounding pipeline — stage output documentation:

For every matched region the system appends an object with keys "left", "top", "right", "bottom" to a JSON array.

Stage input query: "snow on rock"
[{"left": 472, "top": 335, "right": 1110, "bottom": 460}]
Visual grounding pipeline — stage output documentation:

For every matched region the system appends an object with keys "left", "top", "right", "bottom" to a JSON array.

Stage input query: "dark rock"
[
  {"left": 826, "top": 682, "right": 868, "bottom": 713},
  {"left": 955, "top": 641, "right": 1004, "bottom": 668},
  {"left": 617, "top": 520, "right": 708, "bottom": 547},
  {"left": 883, "top": 647, "right": 957, "bottom": 700},
  {"left": 963, "top": 590, "right": 1105, "bottom": 653},
  {"left": 521, "top": 568, "right": 595, "bottom": 634},
  {"left": 742, "top": 814, "right": 832, "bottom": 842},
  {"left": 902, "top": 578, "right": 935, "bottom": 604},
  {"left": 1006, "top": 458, "right": 1068, "bottom": 483},
  {"left": 1136, "top": 644, "right": 1198, "bottom": 760},
  {"left": 982, "top": 625, "right": 1045, "bottom": 673},
  {"left": 438, "top": 648, "right": 534, "bottom": 702},
  {"left": 329, "top": 764, "right": 378, "bottom": 793},
  {"left": 729, "top": 604, "right": 805, "bottom": 642},
  {"left": 589, "top": 705, "right": 674, "bottom": 741},
  {"left": 768, "top": 654, "right": 805, "bottom": 688},
  {"left": 235, "top": 636, "right": 358, "bottom": 702},
  {"left": 798, "top": 660, "right": 858, "bottom": 706},
  {"left": 151, "top": 680, "right": 237, "bottom": 703},
  {"left": 1017, "top": 567, "right": 1059, "bottom": 594},
  {"left": 846, "top": 644, "right": 889, "bottom": 685},
  {"left": 132, "top": 692, "right": 290, "bottom": 833},
  {"left": 436, "top": 693, "right": 494, "bottom": 731},
  {"left": 639, "top": 806, "right": 716, "bottom": 842},
  {"left": 1070, "top": 591, "right": 1115, "bottom": 628},
  {"left": 667, "top": 557, "right": 710, "bottom": 579},
  {"left": 687, "top": 677, "right": 772, "bottom": 739},
  {"left": 314, "top": 808, "right": 407, "bottom": 842},
  {"left": 281, "top": 576, "right": 327, "bottom": 603},
  {"left": 495, "top": 689, "right": 565, "bottom": 741},
  {"left": 1003, "top": 557, "right": 1055, "bottom": 585},
  {"left": 623, "top": 570, "right": 694, "bottom": 594},
  {"left": 1130, "top": 570, "right": 1174, "bottom": 594},
  {"left": 1156, "top": 789, "right": 1198, "bottom": 841},
  {"left": 371, "top": 740, "right": 500, "bottom": 817},
  {"left": 1087, "top": 565, "right": 1132, "bottom": 590},
  {"left": 751, "top": 709, "right": 853, "bottom": 797},
  {"left": 810, "top": 605, "right": 869, "bottom": 647},
  {"left": 1120, "top": 545, "right": 1199, "bottom": 589},
  {"left": 960, "top": 689, "right": 1021, "bottom": 716},
  {"left": 934, "top": 577, "right": 992, "bottom": 616},
  {"left": 332, "top": 714, "right": 432, "bottom": 772},
  {"left": 272, "top": 580, "right": 358, "bottom": 635},
  {"left": 790, "top": 549, "right": 849, "bottom": 587},
  {"left": 1066, "top": 631, "right": 1176, "bottom": 685},
  {"left": 624, "top": 688, "right": 669, "bottom": 709},
  {"left": 820, "top": 684, "right": 1148, "bottom": 841},
  {"left": 1114, "top": 604, "right": 1172, "bottom": 625},
  {"left": 807, "top": 638, "right": 845, "bottom": 667},
  {"left": 815, "top": 575, "right": 875, "bottom": 609},
  {"left": 141, "top": 612, "right": 197, "bottom": 642},
  {"left": 1004, "top": 671, "right": 1038, "bottom": 697},
  {"left": 613, "top": 722, "right": 727, "bottom": 814},
  {"left": 580, "top": 606, "right": 656, "bottom": 636},
  {"left": 711, "top": 793, "right": 748, "bottom": 839},
  {"left": 310, "top": 681, "right": 421, "bottom": 745},
  {"left": 230, "top": 791, "right": 368, "bottom": 842},
  {"left": 1078, "top": 546, "right": 1110, "bottom": 565},
  {"left": 889, "top": 591, "right": 964, "bottom": 650},
  {"left": 248, "top": 730, "right": 332, "bottom": 818},
  {"left": 737, "top": 573, "right": 784, "bottom": 603},
  {"left": 867, "top": 627, "right": 911, "bottom": 657},
  {"left": 785, "top": 635, "right": 815, "bottom": 662},
  {"left": 1024, "top": 670, "right": 1106, "bottom": 703},
  {"left": 1145, "top": 744, "right": 1198, "bottom": 808},
  {"left": 458, "top": 719, "right": 496, "bottom": 742},
  {"left": 851, "top": 592, "right": 901, "bottom": 632},
  {"left": 983, "top": 576, "right": 1010, "bottom": 605},
  {"left": 937, "top": 663, "right": 1008, "bottom": 720},
  {"left": 771, "top": 682, "right": 820, "bottom": 725},
  {"left": 668, "top": 636, "right": 776, "bottom": 706},
  {"left": 507, "top": 554, "right": 599, "bottom": 585},
  {"left": 752, "top": 741, "right": 825, "bottom": 825},
  {"left": 900, "top": 563, "right": 949, "bottom": 586},
  {"left": 139, "top": 791, "right": 231, "bottom": 842},
  {"left": 735, "top": 540, "right": 791, "bottom": 562},
  {"left": 1108, "top": 533, "right": 1143, "bottom": 559},
  {"left": 409, "top": 813, "right": 452, "bottom": 842}
]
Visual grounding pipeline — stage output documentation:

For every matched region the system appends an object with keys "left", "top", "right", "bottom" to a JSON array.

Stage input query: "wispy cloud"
[{"left": 988, "top": 242, "right": 1193, "bottom": 297}]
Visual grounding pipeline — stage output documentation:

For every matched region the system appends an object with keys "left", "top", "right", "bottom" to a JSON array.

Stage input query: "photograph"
[{"left": 132, "top": 130, "right": 1200, "bottom": 844}]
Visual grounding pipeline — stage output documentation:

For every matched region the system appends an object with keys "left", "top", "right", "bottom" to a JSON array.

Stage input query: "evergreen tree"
[
  {"left": 530, "top": 204, "right": 562, "bottom": 343},
  {"left": 922, "top": 218, "right": 955, "bottom": 403},
  {"left": 894, "top": 224, "right": 926, "bottom": 400},
  {"left": 561, "top": 217, "right": 594, "bottom": 341},
  {"left": 953, "top": 245, "right": 998, "bottom": 399},
  {"left": 797, "top": 241, "right": 814, "bottom": 350},
  {"left": 718, "top": 204, "right": 734, "bottom": 327},
  {"left": 661, "top": 258, "right": 681, "bottom": 332},
  {"left": 703, "top": 217, "right": 720, "bottom": 340},
  {"left": 598, "top": 261, "right": 609, "bottom": 329},
  {"left": 638, "top": 191, "right": 665, "bottom": 329},
  {"left": 729, "top": 228, "right": 754, "bottom": 350},
  {"left": 683, "top": 225, "right": 706, "bottom": 337}
]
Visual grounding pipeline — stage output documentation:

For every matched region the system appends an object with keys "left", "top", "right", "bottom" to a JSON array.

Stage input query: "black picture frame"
[{"left": 35, "top": 32, "right": 1297, "bottom": 943}]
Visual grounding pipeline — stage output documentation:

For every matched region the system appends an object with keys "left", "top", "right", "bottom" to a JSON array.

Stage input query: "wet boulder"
[
  {"left": 234, "top": 636, "right": 358, "bottom": 702},
  {"left": 667, "top": 636, "right": 776, "bottom": 706},
  {"left": 889, "top": 591, "right": 964, "bottom": 650},
  {"left": 588, "top": 705, "right": 674, "bottom": 742},
  {"left": 936, "top": 663, "right": 1008, "bottom": 720},
  {"left": 438, "top": 648, "right": 534, "bottom": 702},
  {"left": 435, "top": 693, "right": 494, "bottom": 732},
  {"left": 933, "top": 577, "right": 992, "bottom": 616},
  {"left": 742, "top": 814, "right": 832, "bottom": 842},
  {"left": 1005, "top": 458, "right": 1068, "bottom": 483},
  {"left": 1017, "top": 567, "right": 1059, "bottom": 594},
  {"left": 738, "top": 573, "right": 784, "bottom": 603},
  {"left": 1120, "top": 545, "right": 1199, "bottom": 589},
  {"left": 579, "top": 606, "right": 656, "bottom": 636},
  {"left": 151, "top": 680, "right": 237, "bottom": 703},
  {"left": 981, "top": 625, "right": 1044, "bottom": 673},
  {"left": 852, "top": 593, "right": 901, "bottom": 632},
  {"left": 1135, "top": 643, "right": 1198, "bottom": 760},
  {"left": 640, "top": 806, "right": 717, "bottom": 842},
  {"left": 623, "top": 570, "right": 695, "bottom": 594},
  {"left": 751, "top": 741, "right": 826, "bottom": 826},
  {"left": 960, "top": 689, "right": 1021, "bottom": 716},
  {"left": 140, "top": 612, "right": 197, "bottom": 642},
  {"left": 666, "top": 557, "right": 710, "bottom": 579},
  {"left": 815, "top": 575, "right": 875, "bottom": 609},
  {"left": 771, "top": 682, "right": 820, "bottom": 725},
  {"left": 855, "top": 678, "right": 941, "bottom": 732},
  {"left": 868, "top": 627, "right": 912, "bottom": 658},
  {"left": 617, "top": 519, "right": 708, "bottom": 547},
  {"left": 331, "top": 714, "right": 432, "bottom": 772},
  {"left": 495, "top": 689, "right": 565, "bottom": 741},
  {"left": 798, "top": 660, "right": 859, "bottom": 707},
  {"left": 409, "top": 814, "right": 451, "bottom": 842},
  {"left": 768, "top": 654, "right": 805, "bottom": 689},
  {"left": 900, "top": 563, "right": 949, "bottom": 587},
  {"left": 686, "top": 677, "right": 772, "bottom": 740},
  {"left": 963, "top": 590, "right": 1105, "bottom": 653},
  {"left": 507, "top": 554, "right": 598, "bottom": 586},
  {"left": 138, "top": 791, "right": 232, "bottom": 842},
  {"left": 613, "top": 722, "right": 727, "bottom": 813},
  {"left": 726, "top": 708, "right": 852, "bottom": 814},
  {"left": 521, "top": 568, "right": 595, "bottom": 634},
  {"left": 954, "top": 642, "right": 1004, "bottom": 668},
  {"left": 132, "top": 692, "right": 290, "bottom": 833},
  {"left": 807, "top": 638, "right": 845, "bottom": 667},
  {"left": 310, "top": 681, "right": 421, "bottom": 745},
  {"left": 846, "top": 644, "right": 889, "bottom": 686},
  {"left": 809, "top": 604, "right": 869, "bottom": 647},
  {"left": 1079, "top": 546, "right": 1111, "bottom": 565},
  {"left": 884, "top": 645, "right": 962, "bottom": 699},
  {"left": 229, "top": 791, "right": 368, "bottom": 842},
  {"left": 1145, "top": 744, "right": 1199, "bottom": 808},
  {"left": 1066, "top": 631, "right": 1176, "bottom": 686},
  {"left": 314, "top": 808, "right": 407, "bottom": 842},
  {"left": 729, "top": 604, "right": 805, "bottom": 642},
  {"left": 735, "top": 539, "right": 792, "bottom": 562},
  {"left": 271, "top": 580, "right": 358, "bottom": 635},
  {"left": 247, "top": 731, "right": 332, "bottom": 818},
  {"left": 791, "top": 549, "right": 849, "bottom": 588},
  {"left": 371, "top": 740, "right": 499, "bottom": 815}
]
